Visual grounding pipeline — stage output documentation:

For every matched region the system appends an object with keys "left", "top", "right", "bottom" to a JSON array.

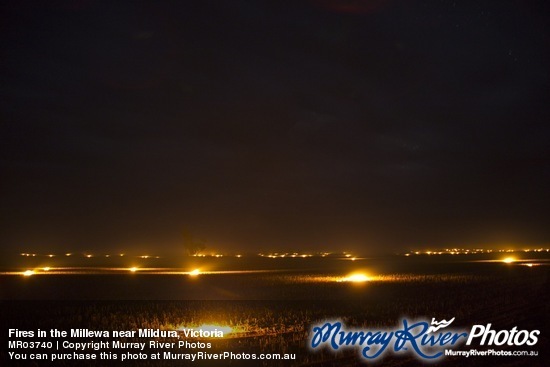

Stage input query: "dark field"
[{"left": 1, "top": 255, "right": 548, "bottom": 366}]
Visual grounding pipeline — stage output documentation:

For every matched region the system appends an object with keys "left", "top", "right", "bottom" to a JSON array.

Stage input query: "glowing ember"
[
  {"left": 197, "top": 324, "right": 233, "bottom": 335},
  {"left": 23, "top": 270, "right": 34, "bottom": 276},
  {"left": 343, "top": 273, "right": 370, "bottom": 282}
]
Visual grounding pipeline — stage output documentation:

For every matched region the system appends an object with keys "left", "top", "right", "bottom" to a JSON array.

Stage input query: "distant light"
[
  {"left": 105, "top": 255, "right": 110, "bottom": 257},
  {"left": 119, "top": 254, "right": 125, "bottom": 257},
  {"left": 65, "top": 253, "right": 72, "bottom": 256},
  {"left": 23, "top": 270, "right": 34, "bottom": 276},
  {"left": 502, "top": 257, "right": 515, "bottom": 264},
  {"left": 525, "top": 263, "right": 533, "bottom": 267},
  {"left": 86, "top": 254, "right": 93, "bottom": 258},
  {"left": 197, "top": 324, "right": 233, "bottom": 335},
  {"left": 48, "top": 254, "right": 54, "bottom": 258},
  {"left": 235, "top": 254, "right": 242, "bottom": 258},
  {"left": 351, "top": 257, "right": 356, "bottom": 261},
  {"left": 189, "top": 269, "right": 201, "bottom": 276},
  {"left": 129, "top": 267, "right": 138, "bottom": 272},
  {"left": 342, "top": 273, "right": 370, "bottom": 283},
  {"left": 43, "top": 267, "right": 50, "bottom": 271}
]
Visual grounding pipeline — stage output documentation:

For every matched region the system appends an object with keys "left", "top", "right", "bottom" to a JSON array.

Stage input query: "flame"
[
  {"left": 342, "top": 273, "right": 370, "bottom": 282},
  {"left": 197, "top": 324, "right": 233, "bottom": 335},
  {"left": 189, "top": 269, "right": 201, "bottom": 276}
]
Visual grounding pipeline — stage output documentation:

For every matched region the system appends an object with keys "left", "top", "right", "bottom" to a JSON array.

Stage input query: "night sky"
[{"left": 1, "top": 0, "right": 549, "bottom": 255}]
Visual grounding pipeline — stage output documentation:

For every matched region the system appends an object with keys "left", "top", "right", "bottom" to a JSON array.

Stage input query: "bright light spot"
[
  {"left": 129, "top": 267, "right": 138, "bottom": 272},
  {"left": 343, "top": 273, "right": 370, "bottom": 282},
  {"left": 86, "top": 254, "right": 93, "bottom": 258},
  {"left": 503, "top": 257, "right": 515, "bottom": 264},
  {"left": 23, "top": 270, "right": 34, "bottom": 276},
  {"left": 525, "top": 263, "right": 533, "bottom": 267},
  {"left": 197, "top": 324, "right": 233, "bottom": 335},
  {"left": 48, "top": 254, "right": 54, "bottom": 258},
  {"left": 189, "top": 269, "right": 201, "bottom": 276},
  {"left": 65, "top": 253, "right": 72, "bottom": 256},
  {"left": 43, "top": 267, "right": 50, "bottom": 271}
]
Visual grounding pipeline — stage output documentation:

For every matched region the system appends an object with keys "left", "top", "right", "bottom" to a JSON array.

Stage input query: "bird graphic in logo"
[{"left": 427, "top": 317, "right": 456, "bottom": 333}]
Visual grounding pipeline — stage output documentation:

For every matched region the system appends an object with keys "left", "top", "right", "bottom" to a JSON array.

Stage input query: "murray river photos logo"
[{"left": 309, "top": 317, "right": 540, "bottom": 361}]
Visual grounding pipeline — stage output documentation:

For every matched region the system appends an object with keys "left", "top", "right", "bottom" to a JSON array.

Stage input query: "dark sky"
[{"left": 1, "top": 0, "right": 549, "bottom": 254}]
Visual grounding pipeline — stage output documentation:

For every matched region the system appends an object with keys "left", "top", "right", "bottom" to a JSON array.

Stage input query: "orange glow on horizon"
[
  {"left": 189, "top": 269, "right": 201, "bottom": 276},
  {"left": 198, "top": 324, "right": 233, "bottom": 335},
  {"left": 342, "top": 273, "right": 371, "bottom": 282}
]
